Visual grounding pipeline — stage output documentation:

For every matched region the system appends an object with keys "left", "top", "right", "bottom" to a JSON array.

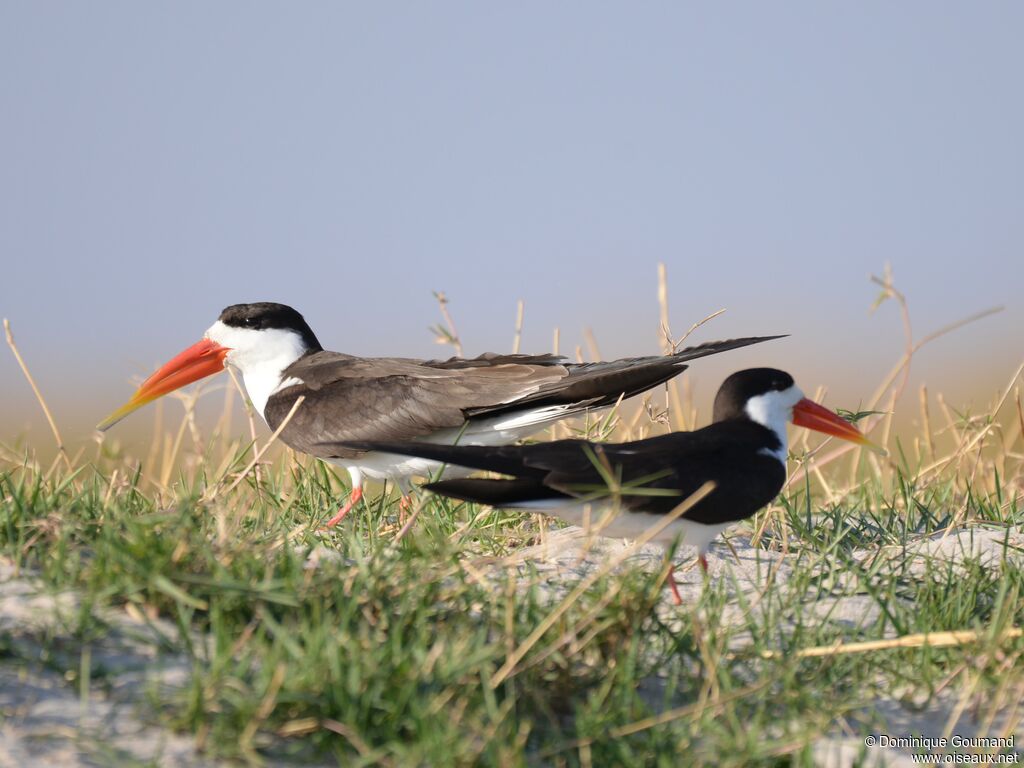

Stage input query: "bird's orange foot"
[
  {"left": 398, "top": 494, "right": 412, "bottom": 523},
  {"left": 321, "top": 487, "right": 364, "bottom": 529}
]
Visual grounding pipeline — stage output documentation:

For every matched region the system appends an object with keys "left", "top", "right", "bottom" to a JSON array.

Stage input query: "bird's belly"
[
  {"left": 324, "top": 453, "right": 473, "bottom": 483},
  {"left": 513, "top": 500, "right": 733, "bottom": 551},
  {"left": 317, "top": 398, "right": 614, "bottom": 486},
  {"left": 325, "top": 411, "right": 579, "bottom": 483}
]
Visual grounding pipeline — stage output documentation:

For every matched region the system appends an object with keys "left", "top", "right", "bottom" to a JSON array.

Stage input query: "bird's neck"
[
  {"left": 232, "top": 334, "right": 309, "bottom": 419},
  {"left": 743, "top": 398, "right": 789, "bottom": 463}
]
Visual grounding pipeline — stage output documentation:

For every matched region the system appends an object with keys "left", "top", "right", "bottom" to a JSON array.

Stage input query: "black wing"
[{"left": 338, "top": 421, "right": 787, "bottom": 525}]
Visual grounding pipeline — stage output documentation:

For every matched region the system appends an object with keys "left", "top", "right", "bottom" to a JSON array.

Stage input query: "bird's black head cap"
[
  {"left": 713, "top": 368, "right": 795, "bottom": 422},
  {"left": 218, "top": 303, "right": 322, "bottom": 351}
]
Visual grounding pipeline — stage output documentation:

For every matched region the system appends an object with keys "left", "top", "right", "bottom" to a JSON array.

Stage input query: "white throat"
[
  {"left": 743, "top": 385, "right": 803, "bottom": 462},
  {"left": 205, "top": 320, "right": 309, "bottom": 418}
]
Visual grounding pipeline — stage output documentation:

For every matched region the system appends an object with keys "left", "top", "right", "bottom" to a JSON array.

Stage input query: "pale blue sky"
[{"left": 2, "top": 4, "right": 1021, "bottom": 443}]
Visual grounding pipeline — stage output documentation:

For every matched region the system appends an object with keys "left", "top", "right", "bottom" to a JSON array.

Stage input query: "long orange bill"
[
  {"left": 791, "top": 398, "right": 886, "bottom": 455},
  {"left": 97, "top": 339, "right": 230, "bottom": 431}
]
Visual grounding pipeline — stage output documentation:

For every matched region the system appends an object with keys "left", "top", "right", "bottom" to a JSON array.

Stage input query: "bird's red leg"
[
  {"left": 668, "top": 554, "right": 709, "bottom": 604},
  {"left": 322, "top": 486, "right": 364, "bottom": 528},
  {"left": 398, "top": 494, "right": 412, "bottom": 522},
  {"left": 667, "top": 566, "right": 683, "bottom": 605}
]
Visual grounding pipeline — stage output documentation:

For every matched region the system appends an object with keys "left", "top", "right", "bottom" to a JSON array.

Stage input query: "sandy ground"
[
  {"left": 1, "top": 525, "right": 1021, "bottom": 766},
  {"left": 0, "top": 559, "right": 211, "bottom": 767}
]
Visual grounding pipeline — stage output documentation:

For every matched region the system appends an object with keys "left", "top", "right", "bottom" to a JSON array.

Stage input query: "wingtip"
[
  {"left": 740, "top": 333, "right": 788, "bottom": 342},
  {"left": 741, "top": 333, "right": 788, "bottom": 343},
  {"left": 734, "top": 332, "right": 790, "bottom": 346},
  {"left": 671, "top": 333, "right": 789, "bottom": 360}
]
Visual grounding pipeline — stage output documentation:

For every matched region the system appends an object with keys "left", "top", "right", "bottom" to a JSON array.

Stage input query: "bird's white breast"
[{"left": 513, "top": 499, "right": 732, "bottom": 552}]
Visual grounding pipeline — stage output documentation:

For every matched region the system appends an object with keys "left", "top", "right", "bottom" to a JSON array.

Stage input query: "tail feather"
[
  {"left": 424, "top": 477, "right": 566, "bottom": 506},
  {"left": 332, "top": 440, "right": 542, "bottom": 477}
]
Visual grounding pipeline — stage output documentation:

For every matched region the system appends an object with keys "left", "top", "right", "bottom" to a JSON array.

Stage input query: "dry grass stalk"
[
  {"left": 228, "top": 365, "right": 263, "bottom": 495},
  {"left": 392, "top": 495, "right": 427, "bottom": 544},
  {"left": 655, "top": 262, "right": 727, "bottom": 433},
  {"left": 657, "top": 262, "right": 671, "bottom": 356},
  {"left": 920, "top": 384, "right": 936, "bottom": 462},
  {"left": 3, "top": 318, "right": 71, "bottom": 470},
  {"left": 512, "top": 299, "right": 524, "bottom": 354},
  {"left": 521, "top": 580, "right": 627, "bottom": 674},
  {"left": 755, "top": 628, "right": 1023, "bottom": 660},
  {"left": 158, "top": 389, "right": 200, "bottom": 489},
  {"left": 656, "top": 262, "right": 685, "bottom": 431},
  {"left": 144, "top": 398, "right": 164, "bottom": 482},
  {"left": 211, "top": 394, "right": 305, "bottom": 546},
  {"left": 918, "top": 361, "right": 1024, "bottom": 482},
  {"left": 866, "top": 304, "right": 1004, "bottom": 423},
  {"left": 240, "top": 662, "right": 287, "bottom": 757},
  {"left": 213, "top": 394, "right": 305, "bottom": 499},
  {"left": 215, "top": 373, "right": 236, "bottom": 454},
  {"left": 431, "top": 290, "right": 463, "bottom": 356},
  {"left": 583, "top": 327, "right": 601, "bottom": 361},
  {"left": 321, "top": 720, "right": 379, "bottom": 762},
  {"left": 785, "top": 298, "right": 1004, "bottom": 493}
]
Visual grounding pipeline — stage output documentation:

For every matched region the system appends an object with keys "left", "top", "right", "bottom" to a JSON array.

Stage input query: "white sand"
[{"left": 0, "top": 559, "right": 210, "bottom": 767}]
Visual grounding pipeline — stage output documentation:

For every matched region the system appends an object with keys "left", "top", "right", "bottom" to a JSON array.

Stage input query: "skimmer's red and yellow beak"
[
  {"left": 791, "top": 398, "right": 885, "bottom": 454},
  {"left": 97, "top": 338, "right": 229, "bottom": 431}
]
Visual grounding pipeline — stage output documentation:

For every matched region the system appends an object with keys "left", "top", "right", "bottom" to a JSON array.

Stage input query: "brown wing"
[
  {"left": 466, "top": 335, "right": 783, "bottom": 419},
  {"left": 422, "top": 352, "right": 567, "bottom": 369},
  {"left": 263, "top": 351, "right": 571, "bottom": 459},
  {"left": 266, "top": 335, "right": 781, "bottom": 460}
]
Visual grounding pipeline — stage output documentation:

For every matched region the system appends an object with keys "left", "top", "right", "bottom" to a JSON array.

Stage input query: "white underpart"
[
  {"left": 326, "top": 405, "right": 585, "bottom": 487},
  {"left": 426, "top": 404, "right": 580, "bottom": 445},
  {"left": 510, "top": 498, "right": 731, "bottom": 554},
  {"left": 330, "top": 455, "right": 474, "bottom": 487},
  {"left": 204, "top": 321, "right": 309, "bottom": 417},
  {"left": 743, "top": 384, "right": 804, "bottom": 462},
  {"left": 473, "top": 404, "right": 576, "bottom": 434}
]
